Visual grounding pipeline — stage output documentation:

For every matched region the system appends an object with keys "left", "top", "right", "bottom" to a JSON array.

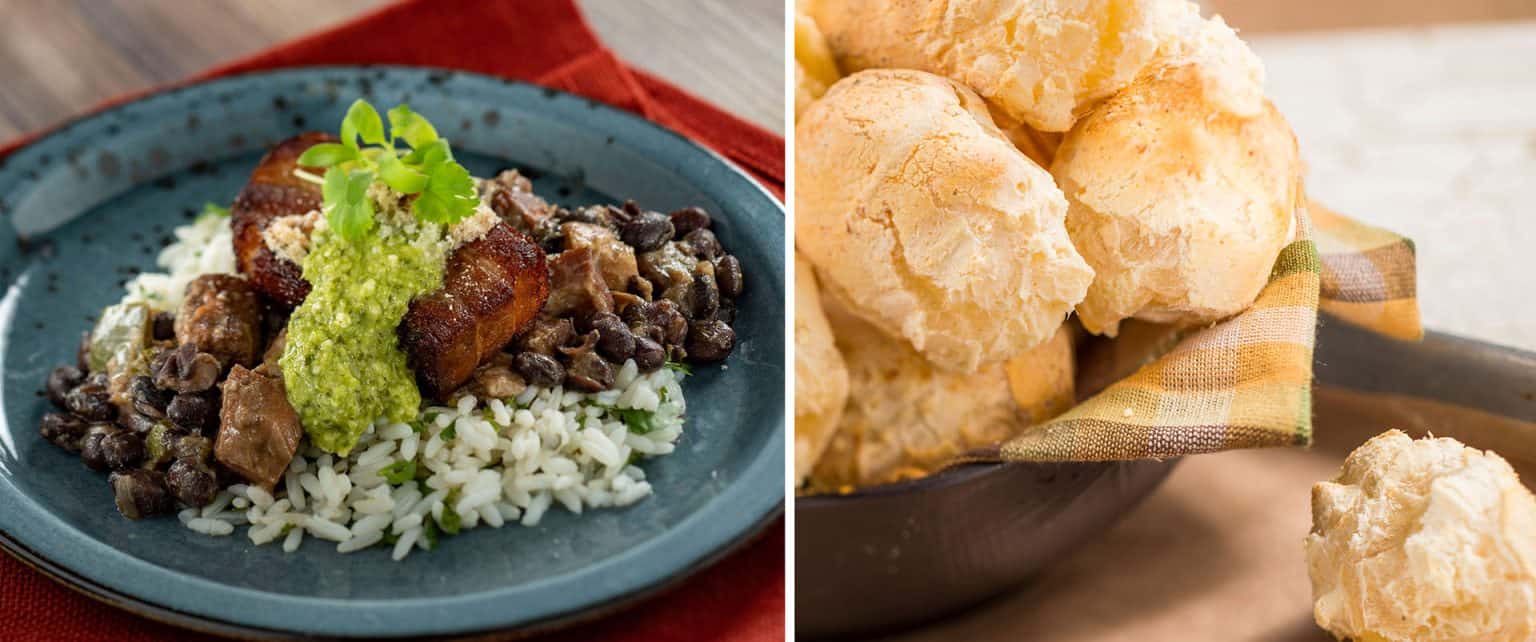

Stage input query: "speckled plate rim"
[{"left": 0, "top": 66, "right": 785, "bottom": 638}]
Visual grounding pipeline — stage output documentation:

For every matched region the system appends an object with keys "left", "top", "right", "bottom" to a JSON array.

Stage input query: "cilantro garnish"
[
  {"left": 615, "top": 408, "right": 656, "bottom": 435},
  {"left": 663, "top": 361, "right": 691, "bottom": 375},
  {"left": 422, "top": 518, "right": 439, "bottom": 550},
  {"left": 296, "top": 99, "right": 479, "bottom": 243},
  {"left": 380, "top": 459, "right": 416, "bottom": 485},
  {"left": 439, "top": 424, "right": 457, "bottom": 441},
  {"left": 437, "top": 505, "right": 462, "bottom": 535}
]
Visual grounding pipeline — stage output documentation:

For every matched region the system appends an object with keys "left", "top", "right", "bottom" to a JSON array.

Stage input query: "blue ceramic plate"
[{"left": 0, "top": 67, "right": 784, "bottom": 638}]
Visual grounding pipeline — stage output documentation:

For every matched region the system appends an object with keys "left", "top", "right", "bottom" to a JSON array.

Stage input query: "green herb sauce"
[{"left": 280, "top": 225, "right": 445, "bottom": 454}]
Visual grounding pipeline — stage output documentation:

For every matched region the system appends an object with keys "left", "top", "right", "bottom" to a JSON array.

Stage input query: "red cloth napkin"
[{"left": 0, "top": 1, "right": 785, "bottom": 640}]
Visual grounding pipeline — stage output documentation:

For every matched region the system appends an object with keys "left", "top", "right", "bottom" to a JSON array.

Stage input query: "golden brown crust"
[
  {"left": 795, "top": 69, "right": 1092, "bottom": 372},
  {"left": 808, "top": 0, "right": 1265, "bottom": 132},
  {"left": 1307, "top": 430, "right": 1536, "bottom": 641},
  {"left": 231, "top": 133, "right": 330, "bottom": 308},
  {"left": 809, "top": 295, "right": 1073, "bottom": 490},
  {"left": 400, "top": 223, "right": 550, "bottom": 401},
  {"left": 1052, "top": 63, "right": 1300, "bottom": 336},
  {"left": 793, "top": 254, "right": 848, "bottom": 483}
]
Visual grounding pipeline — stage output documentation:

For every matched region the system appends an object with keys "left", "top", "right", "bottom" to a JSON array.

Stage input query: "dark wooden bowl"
[{"left": 796, "top": 458, "right": 1176, "bottom": 638}]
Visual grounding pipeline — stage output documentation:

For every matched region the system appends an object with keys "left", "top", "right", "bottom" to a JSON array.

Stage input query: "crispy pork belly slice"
[
  {"left": 230, "top": 132, "right": 329, "bottom": 308},
  {"left": 400, "top": 222, "right": 550, "bottom": 401}
]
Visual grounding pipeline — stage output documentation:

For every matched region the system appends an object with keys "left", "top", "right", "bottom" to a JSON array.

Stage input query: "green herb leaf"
[
  {"left": 376, "top": 154, "right": 429, "bottom": 194},
  {"left": 439, "top": 424, "right": 457, "bottom": 441},
  {"left": 616, "top": 408, "right": 655, "bottom": 435},
  {"left": 422, "top": 518, "right": 439, "bottom": 550},
  {"left": 322, "top": 167, "right": 376, "bottom": 242},
  {"left": 339, "top": 99, "right": 385, "bottom": 149},
  {"left": 296, "top": 142, "right": 357, "bottom": 168},
  {"left": 437, "top": 505, "right": 462, "bottom": 535},
  {"left": 387, "top": 104, "right": 439, "bottom": 148},
  {"left": 380, "top": 459, "right": 416, "bottom": 485},
  {"left": 201, "top": 202, "right": 230, "bottom": 218},
  {"left": 663, "top": 360, "right": 692, "bottom": 375},
  {"left": 412, "top": 159, "right": 477, "bottom": 224},
  {"left": 400, "top": 138, "right": 452, "bottom": 166}
]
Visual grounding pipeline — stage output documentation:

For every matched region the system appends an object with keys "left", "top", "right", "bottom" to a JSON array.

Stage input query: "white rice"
[
  {"left": 121, "top": 211, "right": 237, "bottom": 309},
  {"left": 187, "top": 368, "right": 683, "bottom": 559},
  {"left": 135, "top": 215, "right": 687, "bottom": 560}
]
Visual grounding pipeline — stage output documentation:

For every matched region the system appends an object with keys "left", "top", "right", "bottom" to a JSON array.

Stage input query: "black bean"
[
  {"left": 632, "top": 324, "right": 664, "bottom": 345},
  {"left": 686, "top": 274, "right": 720, "bottom": 320},
  {"left": 152, "top": 311, "right": 176, "bottom": 341},
  {"left": 166, "top": 459, "right": 218, "bottom": 507},
  {"left": 590, "top": 313, "right": 636, "bottom": 362},
  {"left": 45, "top": 365, "right": 84, "bottom": 408},
  {"left": 682, "top": 228, "right": 722, "bottom": 260},
  {"left": 64, "top": 377, "right": 115, "bottom": 422},
  {"left": 620, "top": 300, "right": 652, "bottom": 328},
  {"left": 563, "top": 350, "right": 614, "bottom": 392},
  {"left": 619, "top": 211, "right": 674, "bottom": 253},
  {"left": 685, "top": 319, "right": 735, "bottom": 363},
  {"left": 129, "top": 375, "right": 171, "bottom": 418},
  {"left": 100, "top": 430, "right": 147, "bottom": 471},
  {"left": 715, "top": 255, "right": 743, "bottom": 298},
  {"left": 648, "top": 300, "right": 689, "bottom": 346},
  {"left": 150, "top": 344, "right": 220, "bottom": 393},
  {"left": 119, "top": 411, "right": 163, "bottom": 435},
  {"left": 514, "top": 352, "right": 565, "bottom": 387},
  {"left": 166, "top": 393, "right": 217, "bottom": 432},
  {"left": 668, "top": 206, "right": 711, "bottom": 238},
  {"left": 109, "top": 469, "right": 173, "bottom": 519},
  {"left": 80, "top": 426, "right": 117, "bottom": 471},
  {"left": 632, "top": 336, "right": 666, "bottom": 373},
  {"left": 39, "top": 412, "right": 89, "bottom": 451}
]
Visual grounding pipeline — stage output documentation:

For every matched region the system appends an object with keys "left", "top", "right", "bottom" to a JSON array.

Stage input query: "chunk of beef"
[
  {"left": 486, "top": 170, "right": 554, "bottom": 233},
  {"left": 543, "top": 247, "right": 613, "bottom": 319},
  {"left": 561, "top": 222, "right": 639, "bottom": 292},
  {"left": 215, "top": 365, "right": 301, "bottom": 488},
  {"left": 175, "top": 274, "right": 263, "bottom": 369},
  {"left": 518, "top": 317, "right": 575, "bottom": 356}
]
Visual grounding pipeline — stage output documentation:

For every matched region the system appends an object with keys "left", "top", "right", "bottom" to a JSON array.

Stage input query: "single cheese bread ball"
[
  {"left": 1052, "top": 63, "right": 1299, "bottom": 336},
  {"left": 795, "top": 7, "right": 841, "bottom": 119},
  {"left": 807, "top": 0, "right": 1264, "bottom": 132},
  {"left": 796, "top": 69, "right": 1092, "bottom": 372},
  {"left": 794, "top": 254, "right": 849, "bottom": 484},
  {"left": 1307, "top": 430, "right": 1536, "bottom": 642},
  {"left": 811, "top": 296, "right": 1074, "bottom": 489}
]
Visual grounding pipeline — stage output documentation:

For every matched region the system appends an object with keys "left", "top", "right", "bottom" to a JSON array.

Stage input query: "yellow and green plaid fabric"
[{"left": 984, "top": 199, "right": 1419, "bottom": 462}]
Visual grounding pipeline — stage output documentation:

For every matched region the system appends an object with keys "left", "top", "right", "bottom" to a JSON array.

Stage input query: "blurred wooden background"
[
  {"left": 0, "top": 0, "right": 784, "bottom": 141},
  {"left": 1205, "top": 0, "right": 1536, "bottom": 32}
]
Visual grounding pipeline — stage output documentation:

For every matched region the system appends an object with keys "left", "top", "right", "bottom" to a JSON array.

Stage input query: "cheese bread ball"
[
  {"left": 1307, "top": 430, "right": 1536, "bottom": 642},
  {"left": 795, "top": 8, "right": 842, "bottom": 119},
  {"left": 1051, "top": 63, "right": 1299, "bottom": 336},
  {"left": 793, "top": 254, "right": 849, "bottom": 484},
  {"left": 796, "top": 69, "right": 1092, "bottom": 372},
  {"left": 807, "top": 0, "right": 1264, "bottom": 132},
  {"left": 810, "top": 296, "right": 1074, "bottom": 489}
]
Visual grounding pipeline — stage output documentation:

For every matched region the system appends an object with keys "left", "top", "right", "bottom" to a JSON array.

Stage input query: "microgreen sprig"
[{"left": 296, "top": 99, "right": 479, "bottom": 242}]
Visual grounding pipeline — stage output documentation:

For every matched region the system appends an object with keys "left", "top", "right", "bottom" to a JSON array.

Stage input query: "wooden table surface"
[{"left": 0, "top": 0, "right": 784, "bottom": 142}]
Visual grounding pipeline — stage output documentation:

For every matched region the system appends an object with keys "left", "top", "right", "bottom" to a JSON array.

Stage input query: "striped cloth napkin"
[{"left": 978, "top": 197, "right": 1420, "bottom": 462}]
